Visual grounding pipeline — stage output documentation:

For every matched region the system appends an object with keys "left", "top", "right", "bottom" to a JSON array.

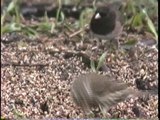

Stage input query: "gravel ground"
[
  {"left": 1, "top": 0, "right": 158, "bottom": 119},
  {"left": 1, "top": 32, "right": 158, "bottom": 119}
]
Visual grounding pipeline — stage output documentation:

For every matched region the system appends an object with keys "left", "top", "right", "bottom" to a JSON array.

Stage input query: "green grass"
[
  {"left": 91, "top": 52, "right": 107, "bottom": 72},
  {"left": 1, "top": 0, "right": 158, "bottom": 40}
]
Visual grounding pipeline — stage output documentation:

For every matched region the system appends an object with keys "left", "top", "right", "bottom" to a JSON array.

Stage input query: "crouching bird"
[{"left": 71, "top": 73, "right": 156, "bottom": 117}]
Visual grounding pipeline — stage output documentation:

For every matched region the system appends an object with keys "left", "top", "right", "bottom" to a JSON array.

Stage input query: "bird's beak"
[{"left": 94, "top": 13, "right": 101, "bottom": 19}]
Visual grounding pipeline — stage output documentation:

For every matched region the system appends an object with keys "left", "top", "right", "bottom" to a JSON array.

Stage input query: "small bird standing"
[
  {"left": 90, "top": 1, "right": 124, "bottom": 49},
  {"left": 71, "top": 73, "right": 150, "bottom": 117}
]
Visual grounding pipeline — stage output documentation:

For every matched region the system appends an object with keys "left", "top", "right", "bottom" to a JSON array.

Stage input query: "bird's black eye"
[
  {"left": 100, "top": 12, "right": 105, "bottom": 16},
  {"left": 98, "top": 12, "right": 106, "bottom": 17}
]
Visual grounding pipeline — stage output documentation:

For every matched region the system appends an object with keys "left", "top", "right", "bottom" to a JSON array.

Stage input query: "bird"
[
  {"left": 89, "top": 1, "right": 124, "bottom": 49},
  {"left": 70, "top": 73, "right": 153, "bottom": 117}
]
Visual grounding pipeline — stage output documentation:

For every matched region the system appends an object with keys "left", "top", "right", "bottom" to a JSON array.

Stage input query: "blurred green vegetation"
[
  {"left": 1, "top": 0, "right": 158, "bottom": 39},
  {"left": 91, "top": 52, "right": 107, "bottom": 72},
  {"left": 123, "top": 0, "right": 158, "bottom": 40}
]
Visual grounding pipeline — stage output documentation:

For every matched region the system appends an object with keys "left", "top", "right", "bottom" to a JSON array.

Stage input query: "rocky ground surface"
[{"left": 1, "top": 0, "right": 158, "bottom": 119}]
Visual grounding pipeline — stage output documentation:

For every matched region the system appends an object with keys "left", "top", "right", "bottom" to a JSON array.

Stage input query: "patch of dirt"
[
  {"left": 1, "top": 31, "right": 158, "bottom": 119},
  {"left": 1, "top": 0, "right": 158, "bottom": 119}
]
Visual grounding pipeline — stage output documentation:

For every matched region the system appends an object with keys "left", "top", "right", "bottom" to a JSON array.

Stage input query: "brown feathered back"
[{"left": 71, "top": 73, "right": 140, "bottom": 114}]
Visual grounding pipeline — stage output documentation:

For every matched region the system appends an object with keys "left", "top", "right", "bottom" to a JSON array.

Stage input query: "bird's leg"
[
  {"left": 114, "top": 38, "right": 120, "bottom": 55},
  {"left": 83, "top": 110, "right": 95, "bottom": 118},
  {"left": 103, "top": 39, "right": 115, "bottom": 53},
  {"left": 88, "top": 111, "right": 95, "bottom": 118},
  {"left": 106, "top": 38, "right": 120, "bottom": 55},
  {"left": 115, "top": 38, "right": 120, "bottom": 50},
  {"left": 91, "top": 38, "right": 101, "bottom": 52},
  {"left": 96, "top": 38, "right": 103, "bottom": 49},
  {"left": 99, "top": 105, "right": 107, "bottom": 118},
  {"left": 103, "top": 40, "right": 111, "bottom": 52},
  {"left": 111, "top": 38, "right": 120, "bottom": 50}
]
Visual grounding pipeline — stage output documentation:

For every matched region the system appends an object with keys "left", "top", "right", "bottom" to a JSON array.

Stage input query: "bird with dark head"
[
  {"left": 71, "top": 73, "right": 154, "bottom": 117},
  {"left": 90, "top": 1, "right": 124, "bottom": 49}
]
